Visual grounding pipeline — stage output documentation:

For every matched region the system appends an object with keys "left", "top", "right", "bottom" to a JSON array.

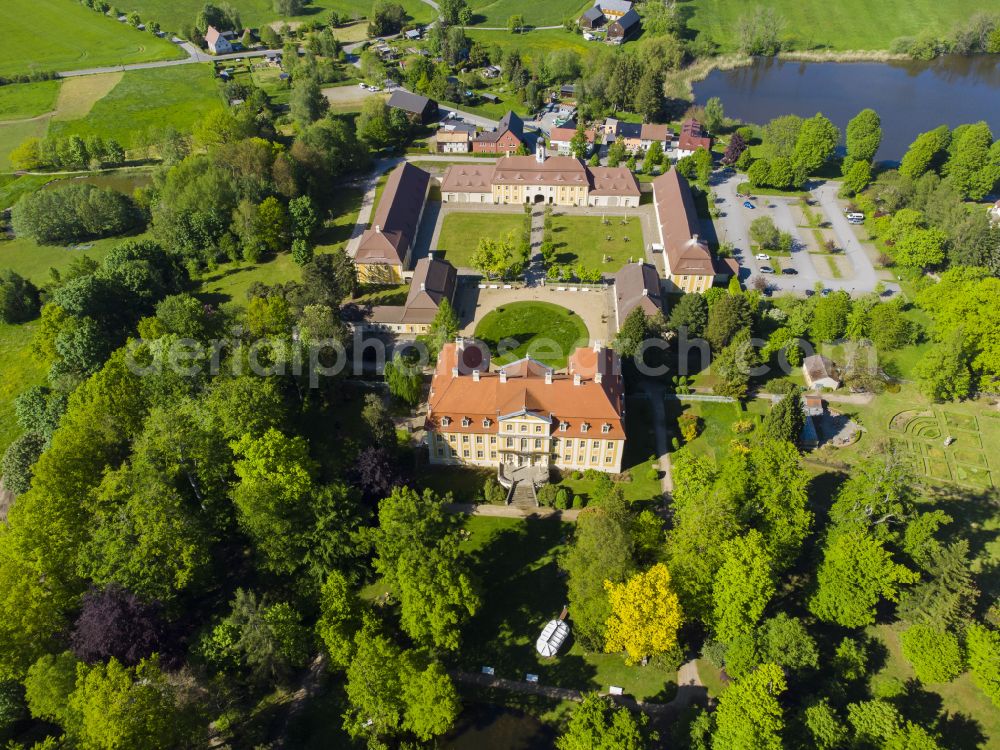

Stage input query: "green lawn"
[
  {"left": 455, "top": 515, "right": 678, "bottom": 702},
  {"left": 119, "top": 0, "right": 433, "bottom": 34},
  {"left": 48, "top": 65, "right": 224, "bottom": 150},
  {"left": 0, "top": 80, "right": 61, "bottom": 121},
  {"left": 547, "top": 214, "right": 644, "bottom": 274},
  {"left": 869, "top": 623, "right": 1000, "bottom": 747},
  {"left": 0, "top": 117, "right": 50, "bottom": 170},
  {"left": 0, "top": 175, "right": 54, "bottom": 211},
  {"left": 469, "top": 0, "right": 589, "bottom": 27},
  {"left": 436, "top": 211, "right": 526, "bottom": 268},
  {"left": 466, "top": 28, "right": 590, "bottom": 64},
  {"left": 0, "top": 321, "right": 48, "bottom": 457},
  {"left": 666, "top": 398, "right": 771, "bottom": 465},
  {"left": 0, "top": 0, "right": 183, "bottom": 77},
  {"left": 686, "top": 0, "right": 1000, "bottom": 51},
  {"left": 0, "top": 235, "right": 126, "bottom": 285},
  {"left": 474, "top": 301, "right": 589, "bottom": 369}
]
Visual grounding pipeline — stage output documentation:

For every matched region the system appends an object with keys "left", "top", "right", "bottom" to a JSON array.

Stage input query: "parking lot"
[{"left": 709, "top": 172, "right": 899, "bottom": 297}]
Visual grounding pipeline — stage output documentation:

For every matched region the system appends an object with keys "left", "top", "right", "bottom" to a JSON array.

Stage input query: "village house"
[
  {"left": 353, "top": 163, "right": 430, "bottom": 283},
  {"left": 435, "top": 129, "right": 472, "bottom": 153},
  {"left": 472, "top": 111, "right": 527, "bottom": 154},
  {"left": 603, "top": 119, "right": 673, "bottom": 152},
  {"left": 548, "top": 121, "right": 595, "bottom": 156},
  {"left": 612, "top": 262, "right": 663, "bottom": 331},
  {"left": 358, "top": 258, "right": 457, "bottom": 335},
  {"left": 387, "top": 89, "right": 438, "bottom": 123},
  {"left": 205, "top": 26, "right": 234, "bottom": 55},
  {"left": 803, "top": 355, "right": 842, "bottom": 390},
  {"left": 607, "top": 8, "right": 641, "bottom": 43},
  {"left": 676, "top": 118, "right": 713, "bottom": 157},
  {"left": 578, "top": 6, "right": 606, "bottom": 29},
  {"left": 441, "top": 142, "right": 640, "bottom": 207},
  {"left": 426, "top": 340, "right": 626, "bottom": 474},
  {"left": 652, "top": 169, "right": 728, "bottom": 293}
]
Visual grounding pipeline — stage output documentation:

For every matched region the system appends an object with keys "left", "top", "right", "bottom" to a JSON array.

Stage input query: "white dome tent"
[{"left": 535, "top": 607, "right": 570, "bottom": 657}]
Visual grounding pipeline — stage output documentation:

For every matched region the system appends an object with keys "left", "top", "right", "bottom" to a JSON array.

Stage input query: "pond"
[
  {"left": 43, "top": 171, "right": 153, "bottom": 195},
  {"left": 442, "top": 704, "right": 556, "bottom": 750},
  {"left": 693, "top": 55, "right": 1000, "bottom": 162}
]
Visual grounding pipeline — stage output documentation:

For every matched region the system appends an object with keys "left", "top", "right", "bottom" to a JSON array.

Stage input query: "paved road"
[{"left": 57, "top": 41, "right": 282, "bottom": 77}]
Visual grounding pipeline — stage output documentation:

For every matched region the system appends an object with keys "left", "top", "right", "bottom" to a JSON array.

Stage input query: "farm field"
[
  {"left": 0, "top": 0, "right": 183, "bottom": 77},
  {"left": 0, "top": 118, "right": 49, "bottom": 171},
  {"left": 468, "top": 0, "right": 589, "bottom": 27},
  {"left": 435, "top": 211, "right": 526, "bottom": 268},
  {"left": 547, "top": 214, "right": 645, "bottom": 273},
  {"left": 474, "top": 301, "right": 589, "bottom": 368},
  {"left": 685, "top": 0, "right": 1000, "bottom": 51},
  {"left": 119, "top": 0, "right": 433, "bottom": 34},
  {"left": 0, "top": 235, "right": 133, "bottom": 285},
  {"left": 48, "top": 65, "right": 224, "bottom": 150}
]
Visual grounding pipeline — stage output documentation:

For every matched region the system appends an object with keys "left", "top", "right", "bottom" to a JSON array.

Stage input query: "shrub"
[
  {"left": 678, "top": 413, "right": 700, "bottom": 443},
  {"left": 901, "top": 625, "right": 963, "bottom": 683},
  {"left": 0, "top": 270, "right": 40, "bottom": 323}
]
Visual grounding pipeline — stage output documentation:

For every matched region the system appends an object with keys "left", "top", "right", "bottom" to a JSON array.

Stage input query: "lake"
[
  {"left": 442, "top": 704, "right": 556, "bottom": 749},
  {"left": 693, "top": 56, "right": 1000, "bottom": 162}
]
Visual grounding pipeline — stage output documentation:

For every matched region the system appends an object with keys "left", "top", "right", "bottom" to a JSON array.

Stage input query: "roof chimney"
[
  {"left": 472, "top": 369, "right": 480, "bottom": 381},
  {"left": 375, "top": 224, "right": 382, "bottom": 233},
  {"left": 544, "top": 370, "right": 552, "bottom": 384},
  {"left": 593, "top": 340, "right": 601, "bottom": 353},
  {"left": 420, "top": 282, "right": 426, "bottom": 291},
  {"left": 691, "top": 233, "right": 698, "bottom": 243},
  {"left": 451, "top": 367, "right": 459, "bottom": 378},
  {"left": 573, "top": 373, "right": 582, "bottom": 386},
  {"left": 642, "top": 288, "right": 648, "bottom": 296},
  {"left": 499, "top": 369, "right": 507, "bottom": 383},
  {"left": 595, "top": 371, "right": 603, "bottom": 384}
]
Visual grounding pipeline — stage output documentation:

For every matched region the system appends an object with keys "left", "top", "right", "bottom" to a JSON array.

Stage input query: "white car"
[
  {"left": 358, "top": 82, "right": 368, "bottom": 89},
  {"left": 369, "top": 85, "right": 381, "bottom": 92},
  {"left": 754, "top": 253, "right": 770, "bottom": 261},
  {"left": 759, "top": 266, "right": 774, "bottom": 274}
]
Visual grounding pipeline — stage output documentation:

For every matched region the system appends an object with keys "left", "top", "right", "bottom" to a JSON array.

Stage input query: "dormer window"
[
  {"left": 559, "top": 422, "right": 569, "bottom": 432},
  {"left": 461, "top": 417, "right": 471, "bottom": 427},
  {"left": 581, "top": 423, "right": 591, "bottom": 433},
  {"left": 602, "top": 423, "right": 612, "bottom": 434},
  {"left": 441, "top": 416, "right": 451, "bottom": 427},
  {"left": 482, "top": 418, "right": 492, "bottom": 428}
]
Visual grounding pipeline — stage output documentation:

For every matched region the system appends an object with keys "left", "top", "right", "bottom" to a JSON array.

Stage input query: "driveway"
[
  {"left": 711, "top": 172, "right": 898, "bottom": 297},
  {"left": 58, "top": 42, "right": 281, "bottom": 77}
]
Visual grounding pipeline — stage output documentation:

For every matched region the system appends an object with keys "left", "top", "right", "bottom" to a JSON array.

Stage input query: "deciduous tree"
[
  {"left": 713, "top": 663, "right": 787, "bottom": 750},
  {"left": 712, "top": 531, "right": 775, "bottom": 642},
  {"left": 604, "top": 563, "right": 682, "bottom": 665}
]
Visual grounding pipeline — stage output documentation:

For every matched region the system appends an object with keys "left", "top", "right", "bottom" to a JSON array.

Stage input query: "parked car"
[
  {"left": 754, "top": 253, "right": 770, "bottom": 261},
  {"left": 743, "top": 201, "right": 756, "bottom": 209},
  {"left": 781, "top": 268, "right": 798, "bottom": 275},
  {"left": 760, "top": 266, "right": 774, "bottom": 274},
  {"left": 358, "top": 82, "right": 368, "bottom": 89},
  {"left": 369, "top": 85, "right": 381, "bottom": 92}
]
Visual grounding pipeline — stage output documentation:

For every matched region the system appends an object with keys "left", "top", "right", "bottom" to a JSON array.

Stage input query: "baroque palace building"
[
  {"left": 440, "top": 142, "right": 640, "bottom": 208},
  {"left": 426, "top": 340, "right": 626, "bottom": 474}
]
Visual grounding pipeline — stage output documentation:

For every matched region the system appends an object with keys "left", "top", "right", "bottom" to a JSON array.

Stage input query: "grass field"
[
  {"left": 0, "top": 118, "right": 50, "bottom": 171},
  {"left": 547, "top": 214, "right": 645, "bottom": 273},
  {"left": 0, "top": 81, "right": 61, "bottom": 121},
  {"left": 435, "top": 211, "right": 526, "bottom": 268},
  {"left": 468, "top": 0, "right": 589, "bottom": 27},
  {"left": 0, "top": 0, "right": 183, "bottom": 77},
  {"left": 48, "top": 65, "right": 224, "bottom": 149},
  {"left": 0, "top": 235, "right": 131, "bottom": 285},
  {"left": 685, "top": 0, "right": 1000, "bottom": 51},
  {"left": 454, "top": 515, "right": 677, "bottom": 702},
  {"left": 0, "top": 321, "right": 48, "bottom": 457},
  {"left": 466, "top": 28, "right": 590, "bottom": 63},
  {"left": 52, "top": 72, "right": 124, "bottom": 121},
  {"left": 0, "top": 175, "right": 54, "bottom": 211},
  {"left": 119, "top": 0, "right": 433, "bottom": 34},
  {"left": 869, "top": 623, "right": 1000, "bottom": 747},
  {"left": 474, "top": 301, "right": 589, "bottom": 368}
]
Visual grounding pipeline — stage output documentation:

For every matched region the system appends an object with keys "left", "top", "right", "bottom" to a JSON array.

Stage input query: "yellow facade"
[
  {"left": 356, "top": 262, "right": 403, "bottom": 285},
  {"left": 429, "top": 412, "right": 625, "bottom": 473},
  {"left": 668, "top": 272, "right": 714, "bottom": 293}
]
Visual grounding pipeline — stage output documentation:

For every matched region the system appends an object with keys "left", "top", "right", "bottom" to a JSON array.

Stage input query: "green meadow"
[
  {"left": 0, "top": 0, "right": 182, "bottom": 77},
  {"left": 0, "top": 81, "right": 61, "bottom": 121},
  {"left": 469, "top": 0, "right": 589, "bottom": 27},
  {"left": 686, "top": 0, "right": 1000, "bottom": 51},
  {"left": 48, "top": 65, "right": 224, "bottom": 149}
]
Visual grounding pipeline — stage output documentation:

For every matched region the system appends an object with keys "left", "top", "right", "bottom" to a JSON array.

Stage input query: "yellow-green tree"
[{"left": 604, "top": 564, "right": 682, "bottom": 665}]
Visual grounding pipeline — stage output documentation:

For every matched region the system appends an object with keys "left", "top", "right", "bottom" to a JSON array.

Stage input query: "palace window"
[
  {"left": 581, "top": 423, "right": 590, "bottom": 433},
  {"left": 602, "top": 423, "right": 611, "bottom": 433},
  {"left": 482, "top": 418, "right": 492, "bottom": 428},
  {"left": 461, "top": 417, "right": 471, "bottom": 427},
  {"left": 559, "top": 421, "right": 569, "bottom": 432},
  {"left": 441, "top": 416, "right": 451, "bottom": 426}
]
